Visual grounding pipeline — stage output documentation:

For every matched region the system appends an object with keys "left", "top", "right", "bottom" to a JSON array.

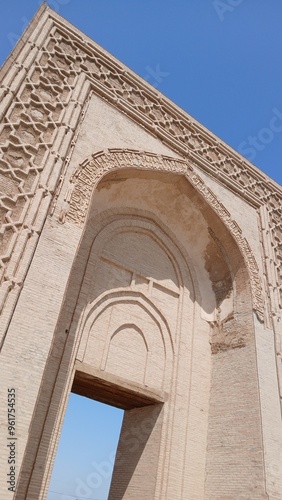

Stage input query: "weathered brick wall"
[{"left": 0, "top": 5, "right": 281, "bottom": 500}]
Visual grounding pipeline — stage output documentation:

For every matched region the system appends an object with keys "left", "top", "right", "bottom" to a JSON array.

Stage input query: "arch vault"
[{"left": 12, "top": 150, "right": 270, "bottom": 499}]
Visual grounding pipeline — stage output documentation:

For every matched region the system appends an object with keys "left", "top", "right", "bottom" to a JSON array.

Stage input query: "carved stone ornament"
[
  {"left": 0, "top": 5, "right": 280, "bottom": 334},
  {"left": 62, "top": 148, "right": 264, "bottom": 322}
]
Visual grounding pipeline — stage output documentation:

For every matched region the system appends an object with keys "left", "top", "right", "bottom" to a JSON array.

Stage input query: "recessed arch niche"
[
  {"left": 63, "top": 149, "right": 263, "bottom": 323},
  {"left": 73, "top": 214, "right": 194, "bottom": 395},
  {"left": 18, "top": 150, "right": 266, "bottom": 500}
]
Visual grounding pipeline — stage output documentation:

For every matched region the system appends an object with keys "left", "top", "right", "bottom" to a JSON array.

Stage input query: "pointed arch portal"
[
  {"left": 0, "top": 6, "right": 281, "bottom": 498},
  {"left": 12, "top": 148, "right": 271, "bottom": 499}
]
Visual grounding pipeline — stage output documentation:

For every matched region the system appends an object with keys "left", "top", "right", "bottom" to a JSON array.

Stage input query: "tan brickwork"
[{"left": 0, "top": 5, "right": 282, "bottom": 499}]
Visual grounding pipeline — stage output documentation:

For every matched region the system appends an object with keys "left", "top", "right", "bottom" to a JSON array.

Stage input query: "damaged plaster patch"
[
  {"left": 210, "top": 315, "right": 246, "bottom": 354},
  {"left": 204, "top": 229, "right": 233, "bottom": 308}
]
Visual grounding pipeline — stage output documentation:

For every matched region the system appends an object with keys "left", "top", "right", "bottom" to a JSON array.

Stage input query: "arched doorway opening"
[{"left": 16, "top": 152, "right": 265, "bottom": 499}]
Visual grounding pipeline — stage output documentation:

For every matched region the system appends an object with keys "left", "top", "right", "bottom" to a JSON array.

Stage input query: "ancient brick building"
[{"left": 0, "top": 5, "right": 282, "bottom": 499}]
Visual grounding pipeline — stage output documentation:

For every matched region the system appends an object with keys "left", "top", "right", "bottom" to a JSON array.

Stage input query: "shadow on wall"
[{"left": 15, "top": 166, "right": 251, "bottom": 499}]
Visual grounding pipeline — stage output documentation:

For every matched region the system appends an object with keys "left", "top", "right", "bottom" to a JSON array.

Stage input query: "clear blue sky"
[
  {"left": 1, "top": 1, "right": 282, "bottom": 499},
  {"left": 48, "top": 394, "right": 123, "bottom": 500},
  {"left": 1, "top": 0, "right": 282, "bottom": 185}
]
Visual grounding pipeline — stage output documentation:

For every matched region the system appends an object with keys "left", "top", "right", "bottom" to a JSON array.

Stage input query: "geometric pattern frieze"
[{"left": 0, "top": 6, "right": 281, "bottom": 329}]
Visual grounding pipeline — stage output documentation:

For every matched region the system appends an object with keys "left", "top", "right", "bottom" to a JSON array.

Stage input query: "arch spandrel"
[{"left": 60, "top": 148, "right": 264, "bottom": 322}]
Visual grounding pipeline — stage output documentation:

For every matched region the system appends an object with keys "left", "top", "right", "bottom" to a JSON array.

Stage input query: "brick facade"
[{"left": 0, "top": 5, "right": 282, "bottom": 499}]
